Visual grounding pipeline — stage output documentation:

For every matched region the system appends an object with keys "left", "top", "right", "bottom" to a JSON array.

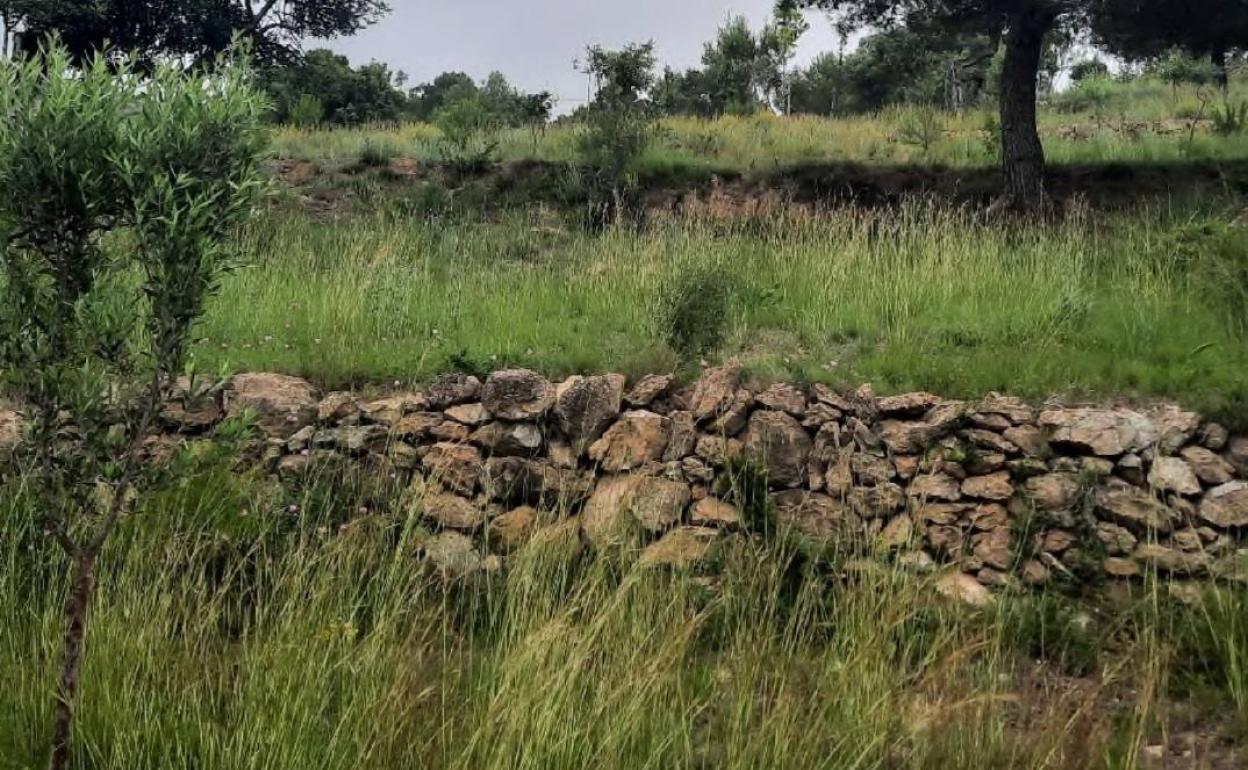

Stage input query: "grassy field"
[
  {"left": 270, "top": 77, "right": 1248, "bottom": 174},
  {"left": 194, "top": 201, "right": 1248, "bottom": 421},
  {"left": 3, "top": 441, "right": 1247, "bottom": 769}
]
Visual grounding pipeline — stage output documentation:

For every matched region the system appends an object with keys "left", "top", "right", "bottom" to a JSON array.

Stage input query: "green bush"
[
  {"left": 357, "top": 138, "right": 398, "bottom": 168},
  {"left": 288, "top": 93, "right": 325, "bottom": 127},
  {"left": 435, "top": 90, "right": 501, "bottom": 172},
  {"left": 655, "top": 263, "right": 732, "bottom": 360}
]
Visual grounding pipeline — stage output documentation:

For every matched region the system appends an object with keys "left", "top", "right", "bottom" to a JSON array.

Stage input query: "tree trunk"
[
  {"left": 1213, "top": 48, "right": 1230, "bottom": 92},
  {"left": 49, "top": 551, "right": 97, "bottom": 770},
  {"left": 997, "top": 2, "right": 1058, "bottom": 212}
]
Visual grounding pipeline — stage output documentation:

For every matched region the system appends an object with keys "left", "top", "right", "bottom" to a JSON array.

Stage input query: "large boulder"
[
  {"left": 588, "top": 410, "right": 669, "bottom": 472},
  {"left": 555, "top": 374, "right": 625, "bottom": 454},
  {"left": 744, "top": 410, "right": 812, "bottom": 488},
  {"left": 770, "top": 490, "right": 861, "bottom": 541},
  {"left": 1038, "top": 408, "right": 1158, "bottom": 456},
  {"left": 226, "top": 373, "right": 318, "bottom": 438},
  {"left": 421, "top": 443, "right": 483, "bottom": 495},
  {"left": 581, "top": 475, "right": 691, "bottom": 546},
  {"left": 481, "top": 369, "right": 554, "bottom": 421},
  {"left": 1199, "top": 481, "right": 1248, "bottom": 529}
]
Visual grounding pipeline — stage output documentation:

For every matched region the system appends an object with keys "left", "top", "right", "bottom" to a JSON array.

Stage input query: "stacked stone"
[{"left": 9, "top": 365, "right": 1245, "bottom": 585}]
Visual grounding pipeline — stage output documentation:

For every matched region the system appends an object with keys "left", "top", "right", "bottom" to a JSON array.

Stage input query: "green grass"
[
  {"left": 3, "top": 442, "right": 1246, "bottom": 769},
  {"left": 194, "top": 201, "right": 1248, "bottom": 418}
]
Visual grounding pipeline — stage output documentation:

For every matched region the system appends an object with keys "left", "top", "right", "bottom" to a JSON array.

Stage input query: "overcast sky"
[{"left": 326, "top": 1, "right": 845, "bottom": 109}]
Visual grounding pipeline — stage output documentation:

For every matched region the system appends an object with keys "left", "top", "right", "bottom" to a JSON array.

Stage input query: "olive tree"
[{"left": 0, "top": 43, "right": 267, "bottom": 768}]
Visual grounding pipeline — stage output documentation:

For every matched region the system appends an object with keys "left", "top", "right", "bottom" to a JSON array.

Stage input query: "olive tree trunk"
[
  {"left": 49, "top": 551, "right": 97, "bottom": 770},
  {"left": 997, "top": 1, "right": 1059, "bottom": 212}
]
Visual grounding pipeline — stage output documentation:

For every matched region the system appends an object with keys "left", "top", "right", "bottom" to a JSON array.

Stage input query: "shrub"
[
  {"left": 894, "top": 105, "right": 944, "bottom": 156},
  {"left": 0, "top": 43, "right": 266, "bottom": 766},
  {"left": 1213, "top": 99, "right": 1248, "bottom": 136},
  {"left": 655, "top": 263, "right": 732, "bottom": 360},
  {"left": 357, "top": 137, "right": 398, "bottom": 168},
  {"left": 288, "top": 93, "right": 325, "bottom": 127},
  {"left": 435, "top": 90, "right": 501, "bottom": 172}
]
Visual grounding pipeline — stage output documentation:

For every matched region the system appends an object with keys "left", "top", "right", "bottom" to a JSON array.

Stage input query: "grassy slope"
[{"left": 196, "top": 203, "right": 1248, "bottom": 420}]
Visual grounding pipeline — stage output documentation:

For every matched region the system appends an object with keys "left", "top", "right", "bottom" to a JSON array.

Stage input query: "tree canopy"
[{"left": 2, "top": 0, "right": 389, "bottom": 65}]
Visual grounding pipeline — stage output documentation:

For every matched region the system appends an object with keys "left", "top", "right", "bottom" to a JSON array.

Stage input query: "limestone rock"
[
  {"left": 390, "top": 412, "right": 444, "bottom": 442},
  {"left": 690, "top": 497, "right": 741, "bottom": 529},
  {"left": 755, "top": 382, "right": 807, "bottom": 417},
  {"left": 1148, "top": 456, "right": 1201, "bottom": 496},
  {"left": 581, "top": 475, "right": 691, "bottom": 546},
  {"left": 1040, "top": 529, "right": 1076, "bottom": 553},
  {"left": 935, "top": 572, "right": 993, "bottom": 608},
  {"left": 848, "top": 483, "right": 905, "bottom": 519},
  {"left": 1198, "top": 422, "right": 1229, "bottom": 450},
  {"left": 421, "top": 443, "right": 483, "bottom": 494},
  {"left": 662, "top": 410, "right": 697, "bottom": 461},
  {"left": 424, "top": 531, "right": 481, "bottom": 577},
  {"left": 639, "top": 527, "right": 719, "bottom": 569},
  {"left": 1003, "top": 425, "right": 1051, "bottom": 459},
  {"left": 1180, "top": 446, "right": 1235, "bottom": 485},
  {"left": 1150, "top": 406, "right": 1202, "bottom": 455},
  {"left": 1094, "top": 480, "right": 1180, "bottom": 533},
  {"left": 1024, "top": 473, "right": 1082, "bottom": 512},
  {"left": 361, "top": 393, "right": 427, "bottom": 426},
  {"left": 483, "top": 457, "right": 593, "bottom": 507},
  {"left": 879, "top": 420, "right": 941, "bottom": 455},
  {"left": 877, "top": 392, "right": 941, "bottom": 418},
  {"left": 471, "top": 422, "right": 543, "bottom": 457},
  {"left": 1039, "top": 408, "right": 1158, "bottom": 456},
  {"left": 960, "top": 429, "right": 1019, "bottom": 455},
  {"left": 624, "top": 374, "right": 673, "bottom": 408},
  {"left": 710, "top": 390, "right": 753, "bottom": 436},
  {"left": 695, "top": 435, "right": 743, "bottom": 466},
  {"left": 424, "top": 373, "right": 481, "bottom": 410},
  {"left": 689, "top": 363, "right": 741, "bottom": 423},
  {"left": 422, "top": 492, "right": 485, "bottom": 532},
  {"left": 481, "top": 369, "right": 554, "bottom": 421},
  {"left": 1095, "top": 522, "right": 1137, "bottom": 555},
  {"left": 226, "top": 373, "right": 318, "bottom": 438},
  {"left": 1226, "top": 436, "right": 1248, "bottom": 477},
  {"left": 162, "top": 381, "right": 223, "bottom": 433},
  {"left": 973, "top": 394, "right": 1035, "bottom": 425},
  {"left": 744, "top": 410, "right": 812, "bottom": 488},
  {"left": 318, "top": 391, "right": 360, "bottom": 424},
  {"left": 971, "top": 528, "right": 1013, "bottom": 570},
  {"left": 908, "top": 473, "right": 962, "bottom": 502},
  {"left": 961, "top": 471, "right": 1014, "bottom": 501},
  {"left": 849, "top": 453, "right": 896, "bottom": 485},
  {"left": 1134, "top": 543, "right": 1211, "bottom": 576},
  {"left": 880, "top": 515, "right": 915, "bottom": 548},
  {"left": 770, "top": 490, "right": 862, "bottom": 541},
  {"left": 1103, "top": 557, "right": 1140, "bottom": 578},
  {"left": 488, "top": 506, "right": 537, "bottom": 551},
  {"left": 324, "top": 425, "right": 387, "bottom": 455},
  {"left": 444, "top": 402, "right": 492, "bottom": 426},
  {"left": 555, "top": 374, "right": 625, "bottom": 453},
  {"left": 588, "top": 410, "right": 669, "bottom": 472},
  {"left": 1199, "top": 481, "right": 1248, "bottom": 529},
  {"left": 429, "top": 421, "right": 470, "bottom": 442}
]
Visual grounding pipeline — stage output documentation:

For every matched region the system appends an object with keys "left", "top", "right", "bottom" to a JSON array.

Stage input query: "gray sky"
[{"left": 326, "top": 1, "right": 845, "bottom": 109}]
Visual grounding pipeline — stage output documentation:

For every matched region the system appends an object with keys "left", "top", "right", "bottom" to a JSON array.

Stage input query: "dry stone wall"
[{"left": 5, "top": 364, "right": 1248, "bottom": 587}]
